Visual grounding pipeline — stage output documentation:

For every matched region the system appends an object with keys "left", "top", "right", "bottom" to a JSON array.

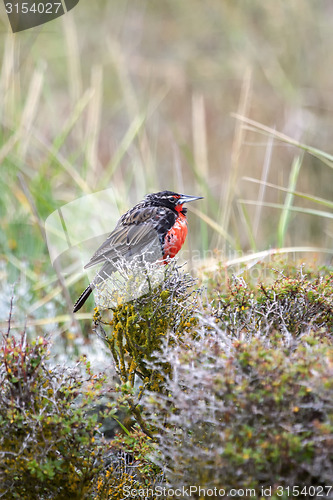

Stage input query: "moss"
[{"left": 93, "top": 262, "right": 199, "bottom": 436}]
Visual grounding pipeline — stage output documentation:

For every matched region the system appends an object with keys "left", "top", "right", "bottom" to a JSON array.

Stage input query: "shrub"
[
  {"left": 2, "top": 264, "right": 333, "bottom": 499},
  {"left": 214, "top": 269, "right": 333, "bottom": 341},
  {"left": 143, "top": 330, "right": 333, "bottom": 495},
  {"left": 0, "top": 326, "right": 109, "bottom": 499},
  {"left": 134, "top": 266, "right": 333, "bottom": 497},
  {"left": 94, "top": 426, "right": 162, "bottom": 500},
  {"left": 0, "top": 308, "right": 163, "bottom": 499}
]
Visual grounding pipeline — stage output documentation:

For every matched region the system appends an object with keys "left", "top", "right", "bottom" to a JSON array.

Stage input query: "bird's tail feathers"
[{"left": 73, "top": 284, "right": 93, "bottom": 313}]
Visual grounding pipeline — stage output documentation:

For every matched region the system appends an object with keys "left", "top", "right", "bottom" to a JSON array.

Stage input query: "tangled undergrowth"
[
  {"left": 1, "top": 260, "right": 333, "bottom": 499},
  {"left": 143, "top": 331, "right": 333, "bottom": 493},
  {"left": 0, "top": 325, "right": 161, "bottom": 499},
  {"left": 0, "top": 327, "right": 105, "bottom": 499},
  {"left": 214, "top": 267, "right": 333, "bottom": 340}
]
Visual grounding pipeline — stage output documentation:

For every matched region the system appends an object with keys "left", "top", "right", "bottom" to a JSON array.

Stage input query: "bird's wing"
[{"left": 84, "top": 205, "right": 176, "bottom": 269}]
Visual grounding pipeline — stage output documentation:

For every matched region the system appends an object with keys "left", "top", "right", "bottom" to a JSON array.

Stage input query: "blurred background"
[{"left": 0, "top": 0, "right": 332, "bottom": 354}]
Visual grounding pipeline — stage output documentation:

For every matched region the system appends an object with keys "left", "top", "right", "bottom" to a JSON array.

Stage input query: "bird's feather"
[{"left": 84, "top": 204, "right": 176, "bottom": 269}]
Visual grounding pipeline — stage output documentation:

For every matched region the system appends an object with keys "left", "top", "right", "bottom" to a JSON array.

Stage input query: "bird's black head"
[{"left": 144, "top": 191, "right": 203, "bottom": 213}]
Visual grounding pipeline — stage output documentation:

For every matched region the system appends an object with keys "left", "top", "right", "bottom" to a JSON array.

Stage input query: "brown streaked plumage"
[{"left": 73, "top": 190, "right": 202, "bottom": 312}]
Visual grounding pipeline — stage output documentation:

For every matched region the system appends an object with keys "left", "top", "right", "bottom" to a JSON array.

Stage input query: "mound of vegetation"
[
  {"left": 0, "top": 325, "right": 158, "bottom": 499},
  {"left": 144, "top": 332, "right": 333, "bottom": 493},
  {"left": 1, "top": 262, "right": 333, "bottom": 499}
]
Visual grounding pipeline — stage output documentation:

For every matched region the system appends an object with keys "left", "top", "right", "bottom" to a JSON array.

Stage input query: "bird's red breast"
[{"left": 162, "top": 205, "right": 188, "bottom": 259}]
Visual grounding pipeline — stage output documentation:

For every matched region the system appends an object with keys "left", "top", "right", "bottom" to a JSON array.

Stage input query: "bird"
[{"left": 73, "top": 190, "right": 203, "bottom": 312}]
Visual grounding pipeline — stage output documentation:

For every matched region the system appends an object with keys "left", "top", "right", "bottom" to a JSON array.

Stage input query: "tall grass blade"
[
  {"left": 238, "top": 200, "right": 333, "bottom": 220},
  {"left": 101, "top": 114, "right": 147, "bottom": 186},
  {"left": 253, "top": 134, "right": 274, "bottom": 238},
  {"left": 278, "top": 155, "right": 302, "bottom": 247},
  {"left": 220, "top": 69, "right": 252, "bottom": 239},
  {"left": 232, "top": 114, "right": 333, "bottom": 168},
  {"left": 243, "top": 177, "right": 333, "bottom": 210}
]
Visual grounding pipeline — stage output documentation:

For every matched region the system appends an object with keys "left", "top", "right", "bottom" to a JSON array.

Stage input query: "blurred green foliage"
[{"left": 1, "top": 1, "right": 333, "bottom": 337}]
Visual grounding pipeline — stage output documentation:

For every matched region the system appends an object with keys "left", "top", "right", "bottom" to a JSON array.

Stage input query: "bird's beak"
[{"left": 177, "top": 194, "right": 203, "bottom": 205}]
